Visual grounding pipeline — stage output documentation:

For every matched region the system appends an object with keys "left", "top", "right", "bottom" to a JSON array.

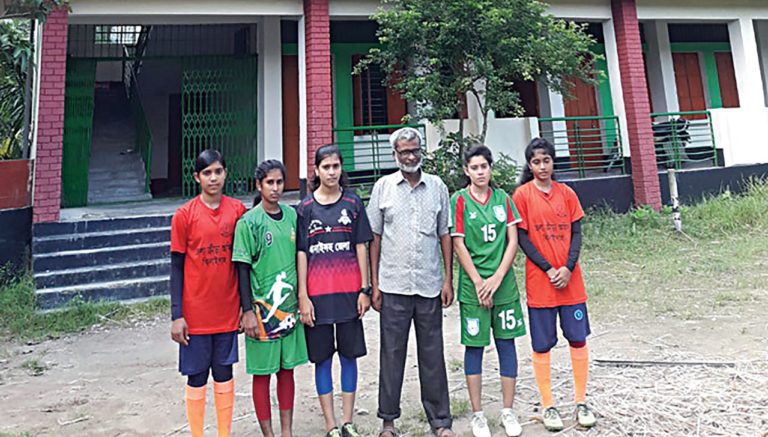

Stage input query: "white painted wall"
[
  {"left": 710, "top": 107, "right": 768, "bottom": 165},
  {"left": 637, "top": 0, "right": 768, "bottom": 20},
  {"left": 137, "top": 59, "right": 181, "bottom": 179}
]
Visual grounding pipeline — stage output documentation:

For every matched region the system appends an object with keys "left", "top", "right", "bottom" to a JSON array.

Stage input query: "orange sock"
[
  {"left": 570, "top": 345, "right": 589, "bottom": 404},
  {"left": 185, "top": 384, "right": 207, "bottom": 437},
  {"left": 213, "top": 379, "right": 235, "bottom": 437},
  {"left": 532, "top": 351, "right": 553, "bottom": 408}
]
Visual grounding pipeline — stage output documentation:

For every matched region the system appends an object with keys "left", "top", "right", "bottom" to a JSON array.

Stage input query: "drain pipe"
[{"left": 668, "top": 169, "right": 682, "bottom": 232}]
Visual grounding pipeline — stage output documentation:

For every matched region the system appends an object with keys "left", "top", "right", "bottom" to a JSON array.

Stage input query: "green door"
[
  {"left": 181, "top": 56, "right": 258, "bottom": 197},
  {"left": 61, "top": 59, "right": 96, "bottom": 207}
]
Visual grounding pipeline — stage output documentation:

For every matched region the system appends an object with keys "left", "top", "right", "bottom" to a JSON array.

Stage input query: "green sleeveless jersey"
[
  {"left": 450, "top": 187, "right": 522, "bottom": 305},
  {"left": 232, "top": 204, "right": 298, "bottom": 341}
]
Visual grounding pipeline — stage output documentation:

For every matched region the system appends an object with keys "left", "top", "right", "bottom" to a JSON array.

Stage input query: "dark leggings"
[{"left": 187, "top": 364, "right": 233, "bottom": 387}]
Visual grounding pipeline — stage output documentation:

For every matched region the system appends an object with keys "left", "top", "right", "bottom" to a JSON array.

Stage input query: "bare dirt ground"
[{"left": 1, "top": 290, "right": 767, "bottom": 437}]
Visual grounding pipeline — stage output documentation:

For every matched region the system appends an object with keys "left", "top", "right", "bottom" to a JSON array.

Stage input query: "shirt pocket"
[
  {"left": 382, "top": 201, "right": 396, "bottom": 224},
  {"left": 418, "top": 205, "right": 438, "bottom": 235}
]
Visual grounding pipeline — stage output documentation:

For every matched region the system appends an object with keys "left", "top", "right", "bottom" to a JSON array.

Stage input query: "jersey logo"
[
  {"left": 466, "top": 318, "right": 480, "bottom": 336},
  {"left": 265, "top": 272, "right": 294, "bottom": 322},
  {"left": 264, "top": 231, "right": 273, "bottom": 246},
  {"left": 469, "top": 211, "right": 477, "bottom": 220},
  {"left": 493, "top": 205, "right": 506, "bottom": 222},
  {"left": 338, "top": 208, "right": 352, "bottom": 225},
  {"left": 308, "top": 219, "right": 324, "bottom": 234}
]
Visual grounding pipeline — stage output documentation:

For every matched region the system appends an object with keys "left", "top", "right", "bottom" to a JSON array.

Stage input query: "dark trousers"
[{"left": 377, "top": 292, "right": 452, "bottom": 430}]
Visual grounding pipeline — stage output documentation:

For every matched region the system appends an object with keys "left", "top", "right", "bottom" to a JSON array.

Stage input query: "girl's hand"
[
  {"left": 478, "top": 273, "right": 503, "bottom": 303},
  {"left": 550, "top": 267, "right": 572, "bottom": 289},
  {"left": 357, "top": 293, "right": 371, "bottom": 318},
  {"left": 171, "top": 318, "right": 189, "bottom": 346},
  {"left": 299, "top": 296, "right": 315, "bottom": 327},
  {"left": 241, "top": 310, "right": 259, "bottom": 338}
]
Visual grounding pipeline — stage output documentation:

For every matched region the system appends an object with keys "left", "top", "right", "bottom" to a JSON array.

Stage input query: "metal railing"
[
  {"left": 650, "top": 111, "right": 718, "bottom": 169},
  {"left": 538, "top": 115, "right": 625, "bottom": 179},
  {"left": 128, "top": 71, "right": 153, "bottom": 193},
  {"left": 332, "top": 124, "right": 426, "bottom": 193}
]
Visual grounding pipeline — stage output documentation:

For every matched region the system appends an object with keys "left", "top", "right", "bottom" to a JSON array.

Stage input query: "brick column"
[
  {"left": 303, "top": 0, "right": 333, "bottom": 182},
  {"left": 33, "top": 8, "right": 68, "bottom": 223},
  {"left": 611, "top": 0, "right": 661, "bottom": 210}
]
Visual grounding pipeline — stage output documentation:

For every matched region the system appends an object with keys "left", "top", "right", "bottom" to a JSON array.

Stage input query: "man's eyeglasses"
[{"left": 395, "top": 148, "right": 422, "bottom": 158}]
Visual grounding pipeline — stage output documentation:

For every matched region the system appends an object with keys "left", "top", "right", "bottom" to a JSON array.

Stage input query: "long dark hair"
[
  {"left": 460, "top": 143, "right": 494, "bottom": 188},
  {"left": 517, "top": 138, "right": 557, "bottom": 186},
  {"left": 311, "top": 144, "right": 349, "bottom": 191},
  {"left": 253, "top": 159, "right": 287, "bottom": 207},
  {"left": 194, "top": 149, "right": 226, "bottom": 174}
]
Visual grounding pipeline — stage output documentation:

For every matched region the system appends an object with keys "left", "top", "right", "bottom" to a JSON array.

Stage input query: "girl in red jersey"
[
  {"left": 170, "top": 149, "right": 247, "bottom": 437},
  {"left": 512, "top": 139, "right": 597, "bottom": 432}
]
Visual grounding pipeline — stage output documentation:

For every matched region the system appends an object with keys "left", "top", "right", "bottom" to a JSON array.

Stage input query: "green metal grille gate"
[{"left": 181, "top": 56, "right": 258, "bottom": 197}]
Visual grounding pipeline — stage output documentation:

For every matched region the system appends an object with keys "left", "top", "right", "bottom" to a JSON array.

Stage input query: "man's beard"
[{"left": 396, "top": 160, "right": 421, "bottom": 173}]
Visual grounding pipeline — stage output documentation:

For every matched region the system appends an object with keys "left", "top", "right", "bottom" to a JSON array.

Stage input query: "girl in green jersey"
[
  {"left": 232, "top": 160, "right": 308, "bottom": 437},
  {"left": 450, "top": 145, "right": 525, "bottom": 437}
]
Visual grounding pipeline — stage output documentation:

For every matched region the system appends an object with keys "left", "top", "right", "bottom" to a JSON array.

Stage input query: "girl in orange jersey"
[{"left": 512, "top": 138, "right": 597, "bottom": 432}]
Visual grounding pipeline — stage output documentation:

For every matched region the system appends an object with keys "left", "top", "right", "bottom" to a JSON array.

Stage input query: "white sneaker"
[
  {"left": 471, "top": 411, "right": 492, "bottom": 437},
  {"left": 500, "top": 408, "right": 522, "bottom": 437}
]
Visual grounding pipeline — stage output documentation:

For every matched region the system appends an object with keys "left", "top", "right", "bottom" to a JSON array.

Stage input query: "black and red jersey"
[{"left": 297, "top": 190, "right": 373, "bottom": 324}]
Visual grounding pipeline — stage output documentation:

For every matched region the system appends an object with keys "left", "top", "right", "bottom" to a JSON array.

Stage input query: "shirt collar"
[{"left": 394, "top": 170, "right": 425, "bottom": 187}]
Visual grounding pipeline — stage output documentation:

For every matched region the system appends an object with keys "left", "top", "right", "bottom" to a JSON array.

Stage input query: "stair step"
[
  {"left": 88, "top": 192, "right": 153, "bottom": 204},
  {"left": 33, "top": 241, "right": 169, "bottom": 273},
  {"left": 36, "top": 276, "right": 170, "bottom": 310},
  {"left": 33, "top": 226, "right": 170, "bottom": 253},
  {"left": 33, "top": 215, "right": 171, "bottom": 238},
  {"left": 35, "top": 259, "right": 170, "bottom": 289}
]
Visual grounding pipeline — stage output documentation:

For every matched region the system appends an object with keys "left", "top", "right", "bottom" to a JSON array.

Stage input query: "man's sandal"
[
  {"left": 434, "top": 427, "right": 457, "bottom": 437},
  {"left": 379, "top": 426, "right": 399, "bottom": 437}
]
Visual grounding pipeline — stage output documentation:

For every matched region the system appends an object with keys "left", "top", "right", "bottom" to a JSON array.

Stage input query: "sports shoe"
[
  {"left": 542, "top": 407, "right": 564, "bottom": 432},
  {"left": 341, "top": 423, "right": 361, "bottom": 437},
  {"left": 471, "top": 412, "right": 492, "bottom": 437},
  {"left": 576, "top": 403, "right": 597, "bottom": 428},
  {"left": 500, "top": 408, "right": 523, "bottom": 437},
  {"left": 326, "top": 427, "right": 342, "bottom": 437}
]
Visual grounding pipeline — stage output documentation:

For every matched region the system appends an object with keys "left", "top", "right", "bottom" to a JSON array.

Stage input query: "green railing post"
[{"left": 573, "top": 121, "right": 585, "bottom": 179}]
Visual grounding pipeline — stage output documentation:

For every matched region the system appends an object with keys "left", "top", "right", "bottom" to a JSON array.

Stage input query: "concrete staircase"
[
  {"left": 32, "top": 215, "right": 171, "bottom": 310},
  {"left": 88, "top": 86, "right": 152, "bottom": 204}
]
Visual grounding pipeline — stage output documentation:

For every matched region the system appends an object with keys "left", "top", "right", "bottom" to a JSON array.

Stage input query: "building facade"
[{"left": 29, "top": 0, "right": 768, "bottom": 223}]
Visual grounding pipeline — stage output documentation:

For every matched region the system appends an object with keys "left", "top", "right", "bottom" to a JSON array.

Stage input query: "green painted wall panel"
[{"left": 61, "top": 59, "right": 97, "bottom": 208}]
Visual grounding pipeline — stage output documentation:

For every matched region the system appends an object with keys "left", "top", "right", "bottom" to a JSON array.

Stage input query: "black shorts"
[{"left": 304, "top": 319, "right": 367, "bottom": 363}]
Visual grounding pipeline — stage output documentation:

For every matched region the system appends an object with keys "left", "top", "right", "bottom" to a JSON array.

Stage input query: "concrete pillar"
[
  {"left": 603, "top": 18, "right": 631, "bottom": 156},
  {"left": 298, "top": 16, "right": 308, "bottom": 184},
  {"left": 756, "top": 21, "right": 768, "bottom": 106},
  {"left": 729, "top": 18, "right": 765, "bottom": 109},
  {"left": 33, "top": 7, "right": 69, "bottom": 223},
  {"left": 303, "top": 0, "right": 333, "bottom": 187},
  {"left": 644, "top": 21, "right": 679, "bottom": 113},
  {"left": 611, "top": 0, "right": 661, "bottom": 210},
  {"left": 257, "top": 16, "right": 284, "bottom": 161},
  {"left": 537, "top": 82, "right": 569, "bottom": 157}
]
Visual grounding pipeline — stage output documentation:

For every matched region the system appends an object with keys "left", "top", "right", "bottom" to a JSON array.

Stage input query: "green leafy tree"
[
  {"left": 1, "top": 1, "right": 69, "bottom": 159},
  {"left": 357, "top": 0, "right": 597, "bottom": 144}
]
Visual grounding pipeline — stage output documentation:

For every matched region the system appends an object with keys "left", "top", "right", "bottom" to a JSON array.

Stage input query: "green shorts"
[
  {"left": 245, "top": 324, "right": 309, "bottom": 375},
  {"left": 460, "top": 300, "right": 526, "bottom": 347}
]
